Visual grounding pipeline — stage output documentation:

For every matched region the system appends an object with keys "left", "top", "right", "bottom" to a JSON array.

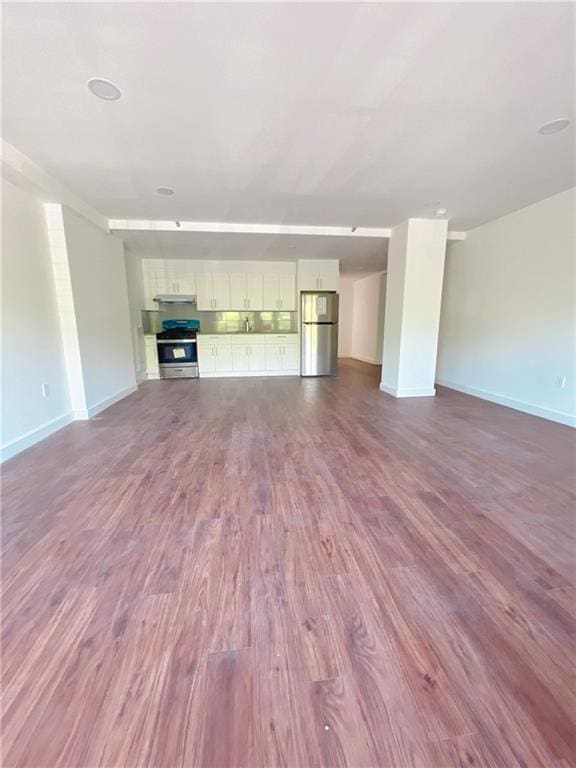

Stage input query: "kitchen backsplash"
[{"left": 142, "top": 308, "right": 297, "bottom": 334}]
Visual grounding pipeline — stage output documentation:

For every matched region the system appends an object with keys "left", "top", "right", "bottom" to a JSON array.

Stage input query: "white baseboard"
[
  {"left": 435, "top": 378, "right": 576, "bottom": 428},
  {"left": 1, "top": 412, "right": 74, "bottom": 462},
  {"left": 74, "top": 384, "right": 138, "bottom": 420},
  {"left": 351, "top": 354, "right": 381, "bottom": 365},
  {"left": 379, "top": 382, "right": 436, "bottom": 398},
  {"left": 199, "top": 370, "right": 298, "bottom": 378}
]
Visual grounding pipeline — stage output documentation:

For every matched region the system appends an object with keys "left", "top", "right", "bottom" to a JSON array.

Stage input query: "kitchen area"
[{"left": 137, "top": 258, "right": 340, "bottom": 381}]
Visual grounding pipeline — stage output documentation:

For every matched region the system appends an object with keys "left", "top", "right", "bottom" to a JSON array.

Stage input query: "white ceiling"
[
  {"left": 2, "top": 2, "right": 575, "bottom": 270},
  {"left": 118, "top": 230, "right": 389, "bottom": 277}
]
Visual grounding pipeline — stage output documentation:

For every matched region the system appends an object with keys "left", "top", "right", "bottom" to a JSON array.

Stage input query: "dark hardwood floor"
[{"left": 2, "top": 359, "right": 575, "bottom": 767}]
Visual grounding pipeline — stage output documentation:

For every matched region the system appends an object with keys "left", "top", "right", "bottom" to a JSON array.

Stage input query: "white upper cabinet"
[
  {"left": 298, "top": 259, "right": 339, "bottom": 292},
  {"left": 197, "top": 272, "right": 231, "bottom": 310},
  {"left": 246, "top": 273, "right": 264, "bottom": 310},
  {"left": 278, "top": 274, "right": 296, "bottom": 310},
  {"left": 164, "top": 259, "right": 197, "bottom": 295},
  {"left": 229, "top": 273, "right": 246, "bottom": 310},
  {"left": 196, "top": 273, "right": 211, "bottom": 309},
  {"left": 142, "top": 260, "right": 299, "bottom": 311},
  {"left": 262, "top": 274, "right": 278, "bottom": 310},
  {"left": 229, "top": 273, "right": 264, "bottom": 310},
  {"left": 213, "top": 273, "right": 231, "bottom": 309},
  {"left": 143, "top": 259, "right": 168, "bottom": 309},
  {"left": 174, "top": 261, "right": 197, "bottom": 295},
  {"left": 262, "top": 273, "right": 296, "bottom": 310},
  {"left": 299, "top": 271, "right": 339, "bottom": 291},
  {"left": 163, "top": 260, "right": 179, "bottom": 294},
  {"left": 143, "top": 259, "right": 197, "bottom": 305}
]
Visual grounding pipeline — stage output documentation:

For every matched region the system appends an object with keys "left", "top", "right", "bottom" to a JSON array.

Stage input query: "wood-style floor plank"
[
  {"left": 202, "top": 649, "right": 258, "bottom": 768},
  {"left": 1, "top": 359, "right": 575, "bottom": 767}
]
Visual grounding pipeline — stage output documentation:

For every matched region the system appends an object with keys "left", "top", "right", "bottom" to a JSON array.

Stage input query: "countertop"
[
  {"left": 145, "top": 331, "right": 298, "bottom": 337},
  {"left": 197, "top": 330, "right": 297, "bottom": 335}
]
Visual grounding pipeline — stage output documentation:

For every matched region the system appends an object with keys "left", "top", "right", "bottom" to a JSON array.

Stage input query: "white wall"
[
  {"left": 437, "top": 187, "right": 576, "bottom": 427},
  {"left": 1, "top": 180, "right": 72, "bottom": 460},
  {"left": 338, "top": 276, "right": 354, "bottom": 356},
  {"left": 62, "top": 207, "right": 136, "bottom": 415},
  {"left": 348, "top": 272, "right": 386, "bottom": 364}
]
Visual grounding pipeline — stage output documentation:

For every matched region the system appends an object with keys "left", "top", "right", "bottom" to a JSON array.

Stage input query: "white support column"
[
  {"left": 379, "top": 218, "right": 448, "bottom": 398},
  {"left": 44, "top": 203, "right": 89, "bottom": 418}
]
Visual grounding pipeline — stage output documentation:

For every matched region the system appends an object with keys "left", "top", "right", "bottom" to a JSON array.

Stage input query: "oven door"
[{"left": 157, "top": 340, "right": 197, "bottom": 366}]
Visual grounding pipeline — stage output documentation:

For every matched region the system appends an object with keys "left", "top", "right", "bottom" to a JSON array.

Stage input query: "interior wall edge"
[
  {"left": 73, "top": 384, "right": 139, "bottom": 421},
  {"left": 436, "top": 378, "right": 576, "bottom": 428},
  {"left": 349, "top": 354, "right": 381, "bottom": 366},
  {"left": 0, "top": 412, "right": 74, "bottom": 463}
]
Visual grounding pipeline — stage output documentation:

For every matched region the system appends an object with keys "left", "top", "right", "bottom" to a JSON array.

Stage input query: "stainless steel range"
[{"left": 156, "top": 324, "right": 199, "bottom": 379}]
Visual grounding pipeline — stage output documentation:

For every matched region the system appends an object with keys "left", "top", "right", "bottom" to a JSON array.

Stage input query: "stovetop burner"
[{"left": 156, "top": 328, "right": 198, "bottom": 340}]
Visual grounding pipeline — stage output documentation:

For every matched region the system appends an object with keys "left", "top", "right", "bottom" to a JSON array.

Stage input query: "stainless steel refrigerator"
[{"left": 300, "top": 291, "right": 339, "bottom": 376}]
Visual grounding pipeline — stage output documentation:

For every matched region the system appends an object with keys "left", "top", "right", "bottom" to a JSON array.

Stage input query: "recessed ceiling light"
[
  {"left": 156, "top": 187, "right": 175, "bottom": 196},
  {"left": 538, "top": 118, "right": 570, "bottom": 135},
  {"left": 435, "top": 208, "right": 447, "bottom": 216},
  {"left": 87, "top": 77, "right": 122, "bottom": 101}
]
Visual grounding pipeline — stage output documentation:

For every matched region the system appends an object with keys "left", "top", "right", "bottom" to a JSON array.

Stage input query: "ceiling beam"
[
  {"left": 109, "top": 218, "right": 466, "bottom": 241},
  {"left": 2, "top": 139, "right": 109, "bottom": 232}
]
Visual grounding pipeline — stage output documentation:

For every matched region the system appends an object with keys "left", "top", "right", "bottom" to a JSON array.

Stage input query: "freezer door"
[
  {"left": 301, "top": 322, "right": 338, "bottom": 376},
  {"left": 301, "top": 292, "right": 339, "bottom": 323}
]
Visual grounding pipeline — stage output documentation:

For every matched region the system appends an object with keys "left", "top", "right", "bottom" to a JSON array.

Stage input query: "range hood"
[{"left": 153, "top": 294, "right": 197, "bottom": 305}]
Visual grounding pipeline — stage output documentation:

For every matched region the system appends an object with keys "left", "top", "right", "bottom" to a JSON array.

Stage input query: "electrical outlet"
[
  {"left": 555, "top": 376, "right": 567, "bottom": 389},
  {"left": 41, "top": 382, "right": 50, "bottom": 398}
]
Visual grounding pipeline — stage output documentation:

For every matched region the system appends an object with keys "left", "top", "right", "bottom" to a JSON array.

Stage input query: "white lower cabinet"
[
  {"left": 144, "top": 335, "right": 159, "bottom": 379},
  {"left": 214, "top": 344, "right": 233, "bottom": 372},
  {"left": 231, "top": 341, "right": 266, "bottom": 372},
  {"left": 231, "top": 344, "right": 250, "bottom": 372},
  {"left": 198, "top": 336, "right": 233, "bottom": 373},
  {"left": 265, "top": 340, "right": 298, "bottom": 371},
  {"left": 197, "top": 334, "right": 298, "bottom": 377},
  {"left": 282, "top": 341, "right": 299, "bottom": 370}
]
